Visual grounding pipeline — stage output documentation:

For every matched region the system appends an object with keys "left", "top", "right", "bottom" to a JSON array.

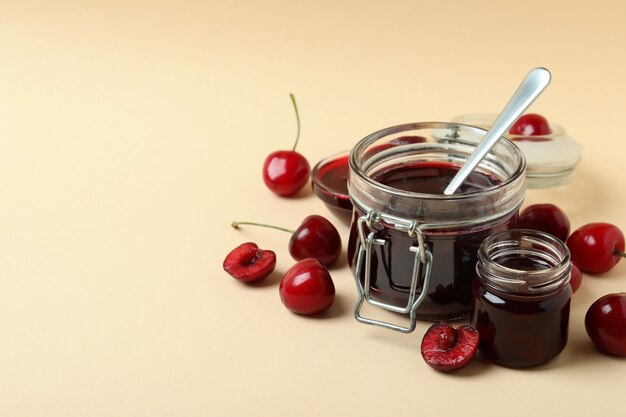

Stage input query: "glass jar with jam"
[
  {"left": 470, "top": 229, "right": 572, "bottom": 368},
  {"left": 347, "top": 122, "right": 526, "bottom": 332}
]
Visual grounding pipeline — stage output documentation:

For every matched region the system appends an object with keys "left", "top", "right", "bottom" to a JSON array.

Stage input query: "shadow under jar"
[
  {"left": 347, "top": 122, "right": 526, "bottom": 332},
  {"left": 470, "top": 229, "right": 572, "bottom": 368}
]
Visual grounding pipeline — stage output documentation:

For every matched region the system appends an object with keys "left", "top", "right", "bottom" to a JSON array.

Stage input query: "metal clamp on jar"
[{"left": 346, "top": 122, "right": 526, "bottom": 332}]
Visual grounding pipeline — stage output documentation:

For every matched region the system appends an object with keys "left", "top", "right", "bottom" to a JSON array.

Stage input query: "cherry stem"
[
  {"left": 231, "top": 221, "right": 295, "bottom": 234},
  {"left": 290, "top": 93, "right": 301, "bottom": 152},
  {"left": 614, "top": 246, "right": 626, "bottom": 258}
]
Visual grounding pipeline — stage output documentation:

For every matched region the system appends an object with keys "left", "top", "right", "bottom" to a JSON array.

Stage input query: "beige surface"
[{"left": 1, "top": 1, "right": 626, "bottom": 416}]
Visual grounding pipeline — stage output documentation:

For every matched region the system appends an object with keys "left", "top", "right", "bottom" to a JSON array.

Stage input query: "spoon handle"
[{"left": 443, "top": 67, "right": 551, "bottom": 195}]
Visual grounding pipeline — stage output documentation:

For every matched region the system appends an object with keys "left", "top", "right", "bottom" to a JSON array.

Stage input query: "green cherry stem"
[
  {"left": 614, "top": 246, "right": 626, "bottom": 258},
  {"left": 232, "top": 221, "right": 295, "bottom": 234},
  {"left": 290, "top": 93, "right": 301, "bottom": 152}
]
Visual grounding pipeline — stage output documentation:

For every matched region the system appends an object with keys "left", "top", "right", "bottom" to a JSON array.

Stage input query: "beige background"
[{"left": 1, "top": 1, "right": 626, "bottom": 416}]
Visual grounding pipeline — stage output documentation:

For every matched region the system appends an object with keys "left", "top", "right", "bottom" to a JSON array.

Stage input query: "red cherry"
[
  {"left": 263, "top": 151, "right": 310, "bottom": 196},
  {"left": 570, "top": 263, "right": 583, "bottom": 293},
  {"left": 288, "top": 215, "right": 342, "bottom": 266},
  {"left": 279, "top": 258, "right": 335, "bottom": 315},
  {"left": 223, "top": 242, "right": 276, "bottom": 282},
  {"left": 263, "top": 94, "right": 311, "bottom": 196},
  {"left": 585, "top": 293, "right": 626, "bottom": 356},
  {"left": 567, "top": 222, "right": 626, "bottom": 274},
  {"left": 518, "top": 203, "right": 570, "bottom": 242},
  {"left": 509, "top": 113, "right": 552, "bottom": 136},
  {"left": 232, "top": 215, "right": 342, "bottom": 267},
  {"left": 420, "top": 322, "right": 479, "bottom": 372}
]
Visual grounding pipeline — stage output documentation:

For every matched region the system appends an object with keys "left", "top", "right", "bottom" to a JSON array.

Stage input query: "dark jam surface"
[
  {"left": 312, "top": 154, "right": 352, "bottom": 211},
  {"left": 347, "top": 161, "right": 515, "bottom": 321},
  {"left": 470, "top": 278, "right": 571, "bottom": 368},
  {"left": 497, "top": 255, "right": 552, "bottom": 271},
  {"left": 372, "top": 161, "right": 499, "bottom": 194}
]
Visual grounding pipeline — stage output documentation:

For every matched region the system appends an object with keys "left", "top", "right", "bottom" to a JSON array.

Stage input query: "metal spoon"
[{"left": 443, "top": 67, "right": 551, "bottom": 195}]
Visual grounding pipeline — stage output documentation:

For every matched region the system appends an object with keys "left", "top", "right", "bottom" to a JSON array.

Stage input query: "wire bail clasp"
[{"left": 353, "top": 213, "right": 433, "bottom": 333}]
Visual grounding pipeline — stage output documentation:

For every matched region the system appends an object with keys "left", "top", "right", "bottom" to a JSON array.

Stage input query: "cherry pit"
[{"left": 420, "top": 322, "right": 479, "bottom": 372}]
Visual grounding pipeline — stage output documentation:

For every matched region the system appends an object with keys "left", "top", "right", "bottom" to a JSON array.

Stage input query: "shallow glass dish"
[{"left": 311, "top": 150, "right": 352, "bottom": 213}]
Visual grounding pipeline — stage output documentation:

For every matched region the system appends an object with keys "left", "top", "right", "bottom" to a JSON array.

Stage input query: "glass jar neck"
[
  {"left": 477, "top": 229, "right": 571, "bottom": 296},
  {"left": 348, "top": 122, "right": 526, "bottom": 227}
]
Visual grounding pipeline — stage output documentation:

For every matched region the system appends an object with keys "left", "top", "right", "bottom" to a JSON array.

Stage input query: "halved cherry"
[
  {"left": 223, "top": 242, "right": 276, "bottom": 283},
  {"left": 420, "top": 322, "right": 479, "bottom": 372}
]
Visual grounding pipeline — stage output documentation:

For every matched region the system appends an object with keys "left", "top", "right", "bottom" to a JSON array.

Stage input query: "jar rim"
[
  {"left": 349, "top": 122, "right": 527, "bottom": 201},
  {"left": 477, "top": 229, "right": 571, "bottom": 295}
]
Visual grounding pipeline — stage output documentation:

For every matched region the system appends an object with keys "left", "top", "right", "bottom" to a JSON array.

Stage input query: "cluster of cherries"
[
  {"left": 223, "top": 94, "right": 341, "bottom": 315},
  {"left": 420, "top": 114, "right": 626, "bottom": 372},
  {"left": 223, "top": 102, "right": 626, "bottom": 372}
]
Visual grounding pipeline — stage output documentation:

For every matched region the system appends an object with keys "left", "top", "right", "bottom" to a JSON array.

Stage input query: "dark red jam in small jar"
[
  {"left": 347, "top": 122, "right": 526, "bottom": 332},
  {"left": 470, "top": 229, "right": 572, "bottom": 367}
]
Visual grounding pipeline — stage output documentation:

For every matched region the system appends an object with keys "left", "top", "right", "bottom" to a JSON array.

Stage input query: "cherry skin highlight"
[
  {"left": 585, "top": 293, "right": 626, "bottom": 356},
  {"left": 518, "top": 203, "right": 570, "bottom": 242},
  {"left": 567, "top": 222, "right": 626, "bottom": 274},
  {"left": 222, "top": 242, "right": 277, "bottom": 283},
  {"left": 509, "top": 113, "right": 552, "bottom": 136},
  {"left": 279, "top": 258, "right": 335, "bottom": 315},
  {"left": 263, "top": 93, "right": 311, "bottom": 197},
  {"left": 420, "top": 322, "right": 479, "bottom": 372}
]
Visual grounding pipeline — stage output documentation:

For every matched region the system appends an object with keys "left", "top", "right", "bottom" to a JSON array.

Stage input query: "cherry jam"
[
  {"left": 470, "top": 230, "right": 572, "bottom": 367},
  {"left": 348, "top": 161, "right": 517, "bottom": 320},
  {"left": 311, "top": 152, "right": 351, "bottom": 211},
  {"left": 348, "top": 122, "right": 526, "bottom": 330},
  {"left": 371, "top": 161, "right": 498, "bottom": 194}
]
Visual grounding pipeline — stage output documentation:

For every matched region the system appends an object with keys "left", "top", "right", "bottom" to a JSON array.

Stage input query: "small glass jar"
[
  {"left": 470, "top": 229, "right": 572, "bottom": 368},
  {"left": 347, "top": 122, "right": 526, "bottom": 332}
]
